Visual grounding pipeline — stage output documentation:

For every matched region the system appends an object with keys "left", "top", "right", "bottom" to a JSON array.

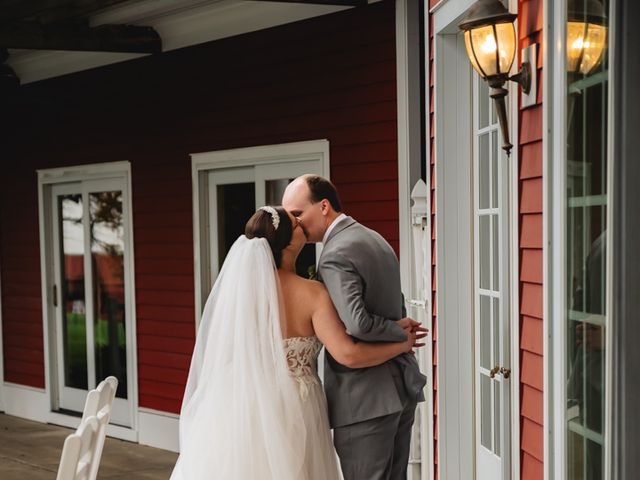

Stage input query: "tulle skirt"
[{"left": 298, "top": 379, "right": 343, "bottom": 480}]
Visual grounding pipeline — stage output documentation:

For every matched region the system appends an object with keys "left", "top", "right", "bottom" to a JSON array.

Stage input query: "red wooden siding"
[
  {"left": 0, "top": 1, "right": 399, "bottom": 412},
  {"left": 518, "top": 0, "right": 544, "bottom": 477},
  {"left": 0, "top": 179, "right": 45, "bottom": 388}
]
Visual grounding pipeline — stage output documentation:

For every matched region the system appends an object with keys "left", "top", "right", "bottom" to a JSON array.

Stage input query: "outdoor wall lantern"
[
  {"left": 567, "top": 0, "right": 607, "bottom": 75},
  {"left": 459, "top": 0, "right": 532, "bottom": 156}
]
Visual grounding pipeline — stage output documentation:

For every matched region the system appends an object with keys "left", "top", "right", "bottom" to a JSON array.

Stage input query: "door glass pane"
[
  {"left": 491, "top": 130, "right": 499, "bottom": 209},
  {"left": 479, "top": 215, "right": 491, "bottom": 289},
  {"left": 480, "top": 295, "right": 491, "bottom": 369},
  {"left": 565, "top": 0, "right": 609, "bottom": 477},
  {"left": 90, "top": 191, "right": 127, "bottom": 399},
  {"left": 217, "top": 183, "right": 256, "bottom": 266},
  {"left": 492, "top": 215, "right": 499, "bottom": 291},
  {"left": 492, "top": 298, "right": 500, "bottom": 367},
  {"left": 265, "top": 179, "right": 289, "bottom": 205},
  {"left": 479, "top": 133, "right": 490, "bottom": 209},
  {"left": 494, "top": 380, "right": 501, "bottom": 455},
  {"left": 481, "top": 374, "right": 492, "bottom": 449},
  {"left": 59, "top": 194, "right": 87, "bottom": 390},
  {"left": 479, "top": 78, "right": 490, "bottom": 129}
]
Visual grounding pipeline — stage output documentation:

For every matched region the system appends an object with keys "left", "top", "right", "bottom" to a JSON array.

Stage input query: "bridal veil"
[{"left": 170, "top": 235, "right": 307, "bottom": 479}]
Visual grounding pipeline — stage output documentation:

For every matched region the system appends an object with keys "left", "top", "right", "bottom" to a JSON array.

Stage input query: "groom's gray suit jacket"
[{"left": 317, "top": 217, "right": 427, "bottom": 429}]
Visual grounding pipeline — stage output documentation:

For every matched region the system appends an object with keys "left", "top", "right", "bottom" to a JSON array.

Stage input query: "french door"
[
  {"left": 50, "top": 178, "right": 133, "bottom": 426},
  {"left": 472, "top": 71, "right": 512, "bottom": 478}
]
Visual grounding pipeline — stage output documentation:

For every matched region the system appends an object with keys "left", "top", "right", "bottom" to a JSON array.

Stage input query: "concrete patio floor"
[{"left": 0, "top": 413, "right": 178, "bottom": 479}]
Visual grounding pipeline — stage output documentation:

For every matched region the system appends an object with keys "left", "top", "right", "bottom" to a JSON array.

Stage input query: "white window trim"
[
  {"left": 190, "top": 140, "right": 330, "bottom": 325},
  {"left": 545, "top": 0, "right": 569, "bottom": 477},
  {"left": 604, "top": 2, "right": 616, "bottom": 477},
  {"left": 396, "top": 0, "right": 425, "bottom": 295},
  {"left": 545, "top": 0, "right": 615, "bottom": 478},
  {"left": 434, "top": 24, "right": 475, "bottom": 480},
  {"left": 33, "top": 161, "right": 139, "bottom": 439},
  {"left": 397, "top": 1, "right": 434, "bottom": 479},
  {"left": 507, "top": 2, "right": 522, "bottom": 479}
]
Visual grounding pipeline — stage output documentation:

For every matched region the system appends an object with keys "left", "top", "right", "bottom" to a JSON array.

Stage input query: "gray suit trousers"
[{"left": 333, "top": 363, "right": 417, "bottom": 480}]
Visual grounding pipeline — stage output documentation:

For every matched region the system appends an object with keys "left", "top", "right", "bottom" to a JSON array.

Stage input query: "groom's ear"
[{"left": 320, "top": 199, "right": 331, "bottom": 215}]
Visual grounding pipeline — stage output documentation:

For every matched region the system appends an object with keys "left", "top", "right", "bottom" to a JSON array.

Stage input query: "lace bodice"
[{"left": 284, "top": 336, "right": 323, "bottom": 400}]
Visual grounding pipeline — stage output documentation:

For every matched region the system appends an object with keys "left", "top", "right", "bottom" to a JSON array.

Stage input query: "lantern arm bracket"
[{"left": 508, "top": 61, "right": 532, "bottom": 95}]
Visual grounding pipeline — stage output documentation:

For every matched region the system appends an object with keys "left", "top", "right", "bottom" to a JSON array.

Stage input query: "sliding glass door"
[{"left": 51, "top": 178, "right": 133, "bottom": 426}]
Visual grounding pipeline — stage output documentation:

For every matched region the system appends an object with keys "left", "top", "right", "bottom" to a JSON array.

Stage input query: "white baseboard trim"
[
  {"left": 47, "top": 412, "right": 139, "bottom": 442},
  {"left": 2, "top": 383, "right": 180, "bottom": 451},
  {"left": 138, "top": 409, "right": 180, "bottom": 452},
  {"left": 2, "top": 383, "right": 49, "bottom": 422}
]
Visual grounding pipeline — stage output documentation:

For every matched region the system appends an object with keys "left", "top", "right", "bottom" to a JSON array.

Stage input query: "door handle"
[
  {"left": 489, "top": 365, "right": 500, "bottom": 378},
  {"left": 500, "top": 367, "right": 511, "bottom": 379}
]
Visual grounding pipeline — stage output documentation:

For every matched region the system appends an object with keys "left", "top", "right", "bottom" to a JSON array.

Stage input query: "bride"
[{"left": 170, "top": 206, "right": 422, "bottom": 480}]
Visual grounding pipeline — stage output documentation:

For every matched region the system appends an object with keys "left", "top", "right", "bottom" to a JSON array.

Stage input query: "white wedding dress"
[
  {"left": 284, "top": 335, "right": 342, "bottom": 479},
  {"left": 170, "top": 236, "right": 342, "bottom": 480}
]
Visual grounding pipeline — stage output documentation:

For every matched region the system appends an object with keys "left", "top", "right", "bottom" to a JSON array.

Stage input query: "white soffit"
[{"left": 7, "top": 0, "right": 353, "bottom": 84}]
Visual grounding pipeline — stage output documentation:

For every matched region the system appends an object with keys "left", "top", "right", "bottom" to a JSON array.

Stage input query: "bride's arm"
[{"left": 311, "top": 286, "right": 418, "bottom": 369}]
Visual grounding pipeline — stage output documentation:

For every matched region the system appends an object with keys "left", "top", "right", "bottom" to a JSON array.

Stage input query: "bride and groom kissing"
[{"left": 171, "top": 175, "right": 428, "bottom": 480}]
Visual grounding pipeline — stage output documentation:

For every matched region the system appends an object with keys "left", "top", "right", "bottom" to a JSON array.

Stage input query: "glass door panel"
[
  {"left": 473, "top": 69, "right": 511, "bottom": 479},
  {"left": 216, "top": 182, "right": 256, "bottom": 267},
  {"left": 51, "top": 179, "right": 132, "bottom": 427},
  {"left": 58, "top": 192, "right": 88, "bottom": 392},
  {"left": 565, "top": 0, "right": 609, "bottom": 476},
  {"left": 89, "top": 190, "right": 127, "bottom": 400},
  {"left": 207, "top": 168, "right": 255, "bottom": 286}
]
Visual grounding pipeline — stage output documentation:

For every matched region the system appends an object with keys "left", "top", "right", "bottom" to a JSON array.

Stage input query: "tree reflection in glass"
[
  {"left": 90, "top": 191, "right": 127, "bottom": 399},
  {"left": 60, "top": 194, "right": 88, "bottom": 390}
]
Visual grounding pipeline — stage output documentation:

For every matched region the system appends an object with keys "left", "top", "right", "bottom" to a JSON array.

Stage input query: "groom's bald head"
[{"left": 282, "top": 175, "right": 342, "bottom": 242}]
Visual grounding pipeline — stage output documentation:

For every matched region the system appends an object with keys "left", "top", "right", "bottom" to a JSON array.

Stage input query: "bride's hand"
[
  {"left": 403, "top": 327, "right": 417, "bottom": 353},
  {"left": 403, "top": 326, "right": 428, "bottom": 354}
]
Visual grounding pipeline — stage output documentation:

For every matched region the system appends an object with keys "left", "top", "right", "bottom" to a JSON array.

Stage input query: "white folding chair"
[
  {"left": 56, "top": 416, "right": 99, "bottom": 480},
  {"left": 81, "top": 376, "right": 118, "bottom": 422},
  {"left": 81, "top": 376, "right": 119, "bottom": 480}
]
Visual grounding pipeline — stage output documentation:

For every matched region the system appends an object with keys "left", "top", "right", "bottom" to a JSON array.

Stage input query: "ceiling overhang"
[{"left": 4, "top": 0, "right": 372, "bottom": 84}]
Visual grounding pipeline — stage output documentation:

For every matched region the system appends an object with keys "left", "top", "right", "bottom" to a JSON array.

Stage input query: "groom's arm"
[{"left": 318, "top": 253, "right": 408, "bottom": 343}]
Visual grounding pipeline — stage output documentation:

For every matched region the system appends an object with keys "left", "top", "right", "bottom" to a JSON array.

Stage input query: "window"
[
  {"left": 191, "top": 140, "right": 330, "bottom": 323},
  {"left": 564, "top": 1, "right": 610, "bottom": 477}
]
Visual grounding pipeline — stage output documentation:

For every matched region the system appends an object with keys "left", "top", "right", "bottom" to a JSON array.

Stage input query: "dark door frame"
[{"left": 611, "top": 0, "right": 640, "bottom": 477}]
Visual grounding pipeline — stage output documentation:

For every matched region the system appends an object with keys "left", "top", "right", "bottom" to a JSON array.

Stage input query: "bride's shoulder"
[{"left": 295, "top": 276, "right": 329, "bottom": 298}]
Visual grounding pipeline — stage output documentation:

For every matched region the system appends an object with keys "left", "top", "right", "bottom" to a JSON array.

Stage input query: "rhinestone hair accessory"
[{"left": 259, "top": 206, "right": 280, "bottom": 231}]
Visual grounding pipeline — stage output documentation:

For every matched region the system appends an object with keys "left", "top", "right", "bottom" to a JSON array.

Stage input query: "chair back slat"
[
  {"left": 87, "top": 376, "right": 119, "bottom": 480},
  {"left": 59, "top": 376, "right": 119, "bottom": 480},
  {"left": 56, "top": 416, "right": 99, "bottom": 480}
]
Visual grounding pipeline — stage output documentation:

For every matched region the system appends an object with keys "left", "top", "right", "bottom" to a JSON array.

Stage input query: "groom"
[{"left": 283, "top": 175, "right": 427, "bottom": 480}]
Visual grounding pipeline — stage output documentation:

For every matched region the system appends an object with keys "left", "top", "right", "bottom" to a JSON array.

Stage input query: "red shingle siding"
[
  {"left": 519, "top": 0, "right": 544, "bottom": 477},
  {"left": 0, "top": 2, "right": 399, "bottom": 412}
]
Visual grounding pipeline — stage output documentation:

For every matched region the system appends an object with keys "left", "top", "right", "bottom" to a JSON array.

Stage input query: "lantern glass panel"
[
  {"left": 467, "top": 25, "right": 499, "bottom": 77},
  {"left": 464, "top": 30, "right": 484, "bottom": 76},
  {"left": 464, "top": 22, "right": 516, "bottom": 78},
  {"left": 495, "top": 22, "right": 516, "bottom": 75}
]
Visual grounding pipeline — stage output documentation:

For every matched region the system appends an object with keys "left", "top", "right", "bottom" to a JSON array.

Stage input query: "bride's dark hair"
[{"left": 245, "top": 206, "right": 293, "bottom": 268}]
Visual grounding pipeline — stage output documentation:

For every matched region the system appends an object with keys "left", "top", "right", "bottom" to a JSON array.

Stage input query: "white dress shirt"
[{"left": 322, "top": 213, "right": 348, "bottom": 244}]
